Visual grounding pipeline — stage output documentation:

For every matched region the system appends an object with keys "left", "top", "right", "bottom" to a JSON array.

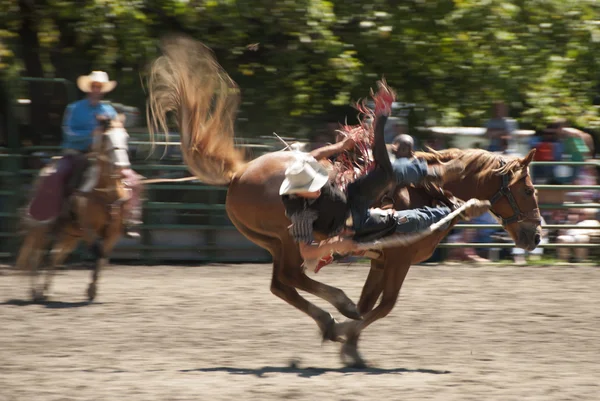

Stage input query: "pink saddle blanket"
[{"left": 27, "top": 157, "right": 74, "bottom": 223}]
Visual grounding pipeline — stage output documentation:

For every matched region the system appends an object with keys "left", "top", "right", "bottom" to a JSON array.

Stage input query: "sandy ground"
[{"left": 1, "top": 262, "right": 599, "bottom": 401}]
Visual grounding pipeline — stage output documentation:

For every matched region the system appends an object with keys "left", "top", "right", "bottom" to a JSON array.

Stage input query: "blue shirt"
[
  {"left": 486, "top": 117, "right": 519, "bottom": 152},
  {"left": 61, "top": 99, "right": 117, "bottom": 151},
  {"left": 530, "top": 136, "right": 563, "bottom": 161}
]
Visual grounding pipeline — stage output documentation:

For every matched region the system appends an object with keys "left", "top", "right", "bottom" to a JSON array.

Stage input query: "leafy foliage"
[{"left": 3, "top": 0, "right": 600, "bottom": 136}]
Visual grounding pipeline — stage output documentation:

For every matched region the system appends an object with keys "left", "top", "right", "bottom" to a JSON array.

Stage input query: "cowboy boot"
[
  {"left": 121, "top": 203, "right": 141, "bottom": 239},
  {"left": 123, "top": 222, "right": 141, "bottom": 239},
  {"left": 457, "top": 198, "right": 492, "bottom": 221},
  {"left": 425, "top": 159, "right": 465, "bottom": 186}
]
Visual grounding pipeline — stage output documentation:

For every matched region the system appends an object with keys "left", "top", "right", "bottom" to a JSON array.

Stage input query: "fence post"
[
  {"left": 141, "top": 187, "right": 153, "bottom": 264},
  {"left": 206, "top": 187, "right": 218, "bottom": 262},
  {"left": 1, "top": 78, "right": 22, "bottom": 259}
]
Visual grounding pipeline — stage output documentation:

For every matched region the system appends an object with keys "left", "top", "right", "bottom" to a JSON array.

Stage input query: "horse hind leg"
[
  {"left": 227, "top": 212, "right": 343, "bottom": 343},
  {"left": 277, "top": 239, "right": 361, "bottom": 320},
  {"left": 16, "top": 225, "right": 50, "bottom": 302},
  {"left": 42, "top": 227, "right": 81, "bottom": 296},
  {"left": 15, "top": 226, "right": 41, "bottom": 271},
  {"left": 271, "top": 252, "right": 344, "bottom": 343}
]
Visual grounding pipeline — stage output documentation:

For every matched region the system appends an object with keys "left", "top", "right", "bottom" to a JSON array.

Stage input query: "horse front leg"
[
  {"left": 87, "top": 228, "right": 120, "bottom": 302},
  {"left": 356, "top": 259, "right": 385, "bottom": 316},
  {"left": 335, "top": 259, "right": 412, "bottom": 368}
]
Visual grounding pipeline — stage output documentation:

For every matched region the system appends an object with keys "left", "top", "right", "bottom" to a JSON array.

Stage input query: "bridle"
[
  {"left": 488, "top": 159, "right": 541, "bottom": 227},
  {"left": 91, "top": 126, "right": 130, "bottom": 195}
]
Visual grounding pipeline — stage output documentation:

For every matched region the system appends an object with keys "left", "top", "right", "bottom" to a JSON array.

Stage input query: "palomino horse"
[
  {"left": 16, "top": 116, "right": 135, "bottom": 302},
  {"left": 146, "top": 35, "right": 542, "bottom": 367}
]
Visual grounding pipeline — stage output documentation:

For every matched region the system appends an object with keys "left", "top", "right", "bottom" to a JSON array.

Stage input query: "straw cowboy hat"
[
  {"left": 279, "top": 153, "right": 330, "bottom": 195},
  {"left": 77, "top": 71, "right": 117, "bottom": 93}
]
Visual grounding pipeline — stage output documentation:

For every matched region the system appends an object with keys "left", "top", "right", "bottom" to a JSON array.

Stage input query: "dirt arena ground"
[{"left": 1, "top": 262, "right": 599, "bottom": 401}]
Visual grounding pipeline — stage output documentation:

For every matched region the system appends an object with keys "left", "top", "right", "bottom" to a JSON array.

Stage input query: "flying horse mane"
[{"left": 330, "top": 86, "right": 389, "bottom": 191}]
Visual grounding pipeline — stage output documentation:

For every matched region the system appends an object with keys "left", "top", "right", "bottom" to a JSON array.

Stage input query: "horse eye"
[{"left": 525, "top": 188, "right": 534, "bottom": 196}]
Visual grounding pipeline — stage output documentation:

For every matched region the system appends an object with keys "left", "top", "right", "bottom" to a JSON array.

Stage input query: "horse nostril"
[{"left": 534, "top": 233, "right": 541, "bottom": 245}]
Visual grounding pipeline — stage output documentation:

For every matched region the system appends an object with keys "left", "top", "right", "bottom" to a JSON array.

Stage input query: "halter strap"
[{"left": 489, "top": 159, "right": 541, "bottom": 227}]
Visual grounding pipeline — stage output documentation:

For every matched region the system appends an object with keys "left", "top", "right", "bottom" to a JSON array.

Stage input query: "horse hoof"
[
  {"left": 339, "top": 303, "right": 362, "bottom": 321},
  {"left": 340, "top": 342, "right": 367, "bottom": 369},
  {"left": 345, "top": 360, "right": 368, "bottom": 369},
  {"left": 31, "top": 289, "right": 46, "bottom": 303},
  {"left": 87, "top": 284, "right": 97, "bottom": 302},
  {"left": 321, "top": 317, "right": 345, "bottom": 344}
]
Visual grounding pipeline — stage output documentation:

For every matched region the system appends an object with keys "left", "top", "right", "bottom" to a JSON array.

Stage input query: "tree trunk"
[{"left": 18, "top": 0, "right": 47, "bottom": 146}]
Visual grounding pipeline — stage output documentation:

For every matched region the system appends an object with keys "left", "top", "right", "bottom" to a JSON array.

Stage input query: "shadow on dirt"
[
  {"left": 1, "top": 299, "right": 100, "bottom": 308},
  {"left": 180, "top": 365, "right": 451, "bottom": 378}
]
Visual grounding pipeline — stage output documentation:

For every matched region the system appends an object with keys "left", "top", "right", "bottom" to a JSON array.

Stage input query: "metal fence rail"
[{"left": 1, "top": 147, "right": 598, "bottom": 263}]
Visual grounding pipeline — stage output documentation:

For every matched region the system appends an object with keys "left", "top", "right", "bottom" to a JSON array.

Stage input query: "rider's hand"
[
  {"left": 374, "top": 80, "right": 396, "bottom": 116},
  {"left": 341, "top": 137, "right": 356, "bottom": 151}
]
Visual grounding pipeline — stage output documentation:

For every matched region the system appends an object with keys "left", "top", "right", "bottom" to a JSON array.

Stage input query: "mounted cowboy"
[
  {"left": 27, "top": 70, "right": 142, "bottom": 238},
  {"left": 280, "top": 83, "right": 492, "bottom": 264}
]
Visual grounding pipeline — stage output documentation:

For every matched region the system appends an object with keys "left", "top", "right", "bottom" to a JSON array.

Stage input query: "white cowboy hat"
[
  {"left": 77, "top": 71, "right": 117, "bottom": 93},
  {"left": 279, "top": 154, "right": 330, "bottom": 195}
]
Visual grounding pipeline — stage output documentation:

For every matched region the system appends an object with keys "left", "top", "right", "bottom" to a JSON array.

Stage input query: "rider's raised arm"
[{"left": 309, "top": 137, "right": 355, "bottom": 161}]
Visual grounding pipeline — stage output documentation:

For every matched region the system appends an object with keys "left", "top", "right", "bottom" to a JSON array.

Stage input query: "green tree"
[
  {"left": 333, "top": 0, "right": 600, "bottom": 130},
  {"left": 2, "top": 0, "right": 600, "bottom": 140}
]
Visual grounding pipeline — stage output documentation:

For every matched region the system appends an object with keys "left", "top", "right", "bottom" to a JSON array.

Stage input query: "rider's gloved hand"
[{"left": 373, "top": 80, "right": 396, "bottom": 116}]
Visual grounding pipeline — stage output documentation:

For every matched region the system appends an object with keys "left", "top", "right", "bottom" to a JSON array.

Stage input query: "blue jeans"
[
  {"left": 392, "top": 157, "right": 429, "bottom": 186},
  {"left": 394, "top": 206, "right": 452, "bottom": 233},
  {"left": 348, "top": 157, "right": 430, "bottom": 230},
  {"left": 347, "top": 157, "right": 451, "bottom": 239}
]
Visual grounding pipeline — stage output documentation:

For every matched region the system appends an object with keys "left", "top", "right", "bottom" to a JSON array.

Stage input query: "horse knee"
[
  {"left": 277, "top": 265, "right": 303, "bottom": 288},
  {"left": 377, "top": 297, "right": 398, "bottom": 319},
  {"left": 270, "top": 276, "right": 291, "bottom": 301},
  {"left": 357, "top": 295, "right": 378, "bottom": 315}
]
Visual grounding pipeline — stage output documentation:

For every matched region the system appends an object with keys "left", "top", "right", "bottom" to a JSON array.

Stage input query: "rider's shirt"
[
  {"left": 61, "top": 99, "right": 117, "bottom": 152},
  {"left": 282, "top": 182, "right": 349, "bottom": 244}
]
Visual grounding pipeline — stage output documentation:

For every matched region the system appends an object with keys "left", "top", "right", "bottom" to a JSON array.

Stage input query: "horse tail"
[{"left": 146, "top": 35, "right": 245, "bottom": 186}]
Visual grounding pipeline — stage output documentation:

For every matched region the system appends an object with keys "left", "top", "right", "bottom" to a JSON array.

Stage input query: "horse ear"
[{"left": 520, "top": 148, "right": 536, "bottom": 167}]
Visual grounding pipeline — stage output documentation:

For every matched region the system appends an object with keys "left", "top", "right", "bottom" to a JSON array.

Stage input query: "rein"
[
  {"left": 138, "top": 176, "right": 199, "bottom": 184},
  {"left": 95, "top": 153, "right": 199, "bottom": 186},
  {"left": 489, "top": 159, "right": 541, "bottom": 227}
]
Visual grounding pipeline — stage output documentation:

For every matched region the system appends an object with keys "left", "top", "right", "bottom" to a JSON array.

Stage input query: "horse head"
[
  {"left": 486, "top": 149, "right": 542, "bottom": 251},
  {"left": 417, "top": 148, "right": 542, "bottom": 251},
  {"left": 93, "top": 114, "right": 131, "bottom": 191}
]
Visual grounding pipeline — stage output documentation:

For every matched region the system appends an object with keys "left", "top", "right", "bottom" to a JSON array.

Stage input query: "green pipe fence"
[
  {"left": 438, "top": 243, "right": 598, "bottom": 249},
  {"left": 1, "top": 147, "right": 598, "bottom": 263}
]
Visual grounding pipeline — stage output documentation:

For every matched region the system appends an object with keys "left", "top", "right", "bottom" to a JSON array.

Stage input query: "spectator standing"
[{"left": 485, "top": 101, "right": 519, "bottom": 153}]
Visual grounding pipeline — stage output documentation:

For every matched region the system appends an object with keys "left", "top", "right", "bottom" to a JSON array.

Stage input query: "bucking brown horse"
[
  {"left": 16, "top": 116, "right": 136, "bottom": 302},
  {"left": 146, "top": 35, "right": 542, "bottom": 367}
]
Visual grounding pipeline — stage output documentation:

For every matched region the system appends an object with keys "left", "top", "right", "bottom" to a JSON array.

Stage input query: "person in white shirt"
[{"left": 557, "top": 209, "right": 600, "bottom": 262}]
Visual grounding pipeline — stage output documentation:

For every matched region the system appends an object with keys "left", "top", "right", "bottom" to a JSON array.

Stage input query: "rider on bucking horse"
[
  {"left": 55, "top": 71, "right": 142, "bottom": 238},
  {"left": 280, "top": 82, "right": 491, "bottom": 266}
]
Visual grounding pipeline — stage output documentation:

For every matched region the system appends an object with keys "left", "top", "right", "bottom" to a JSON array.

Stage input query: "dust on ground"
[{"left": 1, "top": 262, "right": 599, "bottom": 401}]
